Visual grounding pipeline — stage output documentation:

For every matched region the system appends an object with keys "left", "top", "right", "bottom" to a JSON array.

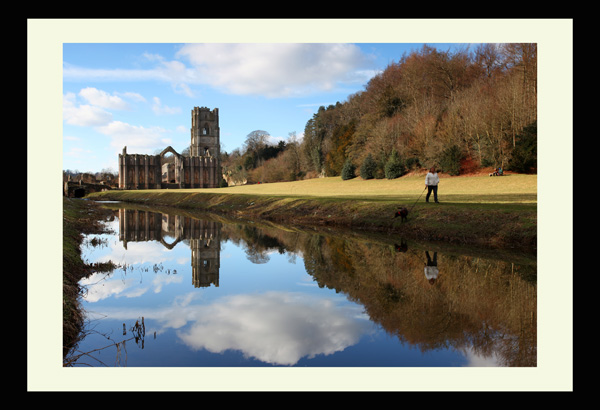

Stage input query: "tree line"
[{"left": 222, "top": 43, "right": 537, "bottom": 184}]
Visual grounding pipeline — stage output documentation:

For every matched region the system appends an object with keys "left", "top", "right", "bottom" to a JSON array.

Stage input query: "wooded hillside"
[{"left": 222, "top": 43, "right": 537, "bottom": 184}]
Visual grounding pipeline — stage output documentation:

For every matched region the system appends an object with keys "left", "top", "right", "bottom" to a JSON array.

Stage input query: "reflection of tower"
[
  {"left": 191, "top": 220, "right": 221, "bottom": 288},
  {"left": 161, "top": 213, "right": 185, "bottom": 241},
  {"left": 118, "top": 209, "right": 221, "bottom": 288},
  {"left": 119, "top": 209, "right": 163, "bottom": 249}
]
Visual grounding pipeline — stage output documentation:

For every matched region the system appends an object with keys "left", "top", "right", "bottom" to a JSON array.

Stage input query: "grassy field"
[
  {"left": 159, "top": 174, "right": 537, "bottom": 203},
  {"left": 88, "top": 174, "right": 537, "bottom": 251}
]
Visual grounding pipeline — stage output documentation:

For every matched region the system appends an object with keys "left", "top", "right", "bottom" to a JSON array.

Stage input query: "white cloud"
[
  {"left": 63, "top": 62, "right": 158, "bottom": 82},
  {"left": 118, "top": 91, "right": 147, "bottom": 103},
  {"left": 65, "top": 104, "right": 113, "bottom": 127},
  {"left": 176, "top": 43, "right": 374, "bottom": 98},
  {"left": 63, "top": 88, "right": 144, "bottom": 127},
  {"left": 64, "top": 146, "right": 91, "bottom": 158},
  {"left": 152, "top": 96, "right": 181, "bottom": 115},
  {"left": 63, "top": 93, "right": 113, "bottom": 126},
  {"left": 96, "top": 120, "right": 171, "bottom": 155},
  {"left": 79, "top": 87, "right": 130, "bottom": 110},
  {"left": 64, "top": 44, "right": 375, "bottom": 99},
  {"left": 142, "top": 52, "right": 165, "bottom": 62},
  {"left": 63, "top": 88, "right": 178, "bottom": 159}
]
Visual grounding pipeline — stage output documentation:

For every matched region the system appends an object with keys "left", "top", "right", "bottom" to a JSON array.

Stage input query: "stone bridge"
[{"left": 64, "top": 181, "right": 112, "bottom": 198}]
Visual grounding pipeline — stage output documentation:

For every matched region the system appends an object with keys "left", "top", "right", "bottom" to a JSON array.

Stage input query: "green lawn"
[{"left": 173, "top": 174, "right": 537, "bottom": 204}]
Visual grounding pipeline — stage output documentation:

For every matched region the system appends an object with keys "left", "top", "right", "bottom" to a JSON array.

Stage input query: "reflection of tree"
[
  {"left": 222, "top": 221, "right": 537, "bottom": 367},
  {"left": 245, "top": 247, "right": 270, "bottom": 264},
  {"left": 238, "top": 225, "right": 290, "bottom": 265},
  {"left": 325, "top": 242, "right": 535, "bottom": 366}
]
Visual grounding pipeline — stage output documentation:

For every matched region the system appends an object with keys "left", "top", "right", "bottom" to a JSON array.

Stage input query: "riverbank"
[
  {"left": 63, "top": 197, "right": 115, "bottom": 359},
  {"left": 87, "top": 175, "right": 537, "bottom": 252}
]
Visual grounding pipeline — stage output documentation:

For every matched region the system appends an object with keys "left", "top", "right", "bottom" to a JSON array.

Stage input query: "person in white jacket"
[{"left": 425, "top": 167, "right": 440, "bottom": 203}]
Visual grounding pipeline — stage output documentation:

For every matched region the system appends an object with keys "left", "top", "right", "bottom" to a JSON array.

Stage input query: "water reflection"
[
  {"left": 119, "top": 209, "right": 221, "bottom": 288},
  {"left": 71, "top": 205, "right": 536, "bottom": 367},
  {"left": 177, "top": 292, "right": 370, "bottom": 366},
  {"left": 425, "top": 251, "right": 439, "bottom": 285}
]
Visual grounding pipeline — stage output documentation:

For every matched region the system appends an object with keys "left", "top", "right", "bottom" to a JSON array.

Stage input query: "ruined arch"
[
  {"left": 160, "top": 146, "right": 181, "bottom": 185},
  {"left": 159, "top": 146, "right": 181, "bottom": 158},
  {"left": 160, "top": 237, "right": 182, "bottom": 249}
]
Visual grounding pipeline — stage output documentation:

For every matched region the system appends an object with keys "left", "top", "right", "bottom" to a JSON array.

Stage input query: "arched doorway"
[{"left": 159, "top": 146, "right": 181, "bottom": 187}]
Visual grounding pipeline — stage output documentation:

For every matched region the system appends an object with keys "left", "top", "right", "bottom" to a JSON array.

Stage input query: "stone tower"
[{"left": 191, "top": 106, "right": 220, "bottom": 158}]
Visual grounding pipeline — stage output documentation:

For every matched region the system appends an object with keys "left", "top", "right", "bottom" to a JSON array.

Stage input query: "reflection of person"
[
  {"left": 425, "top": 167, "right": 440, "bottom": 203},
  {"left": 424, "top": 251, "right": 439, "bottom": 285}
]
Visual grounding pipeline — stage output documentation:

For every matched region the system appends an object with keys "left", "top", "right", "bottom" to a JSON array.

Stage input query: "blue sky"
[{"left": 63, "top": 42, "right": 457, "bottom": 173}]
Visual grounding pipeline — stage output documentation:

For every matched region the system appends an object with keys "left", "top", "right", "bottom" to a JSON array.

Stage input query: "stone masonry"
[{"left": 119, "top": 106, "right": 221, "bottom": 189}]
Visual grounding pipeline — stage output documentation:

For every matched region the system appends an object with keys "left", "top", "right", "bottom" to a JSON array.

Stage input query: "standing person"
[{"left": 425, "top": 167, "right": 440, "bottom": 203}]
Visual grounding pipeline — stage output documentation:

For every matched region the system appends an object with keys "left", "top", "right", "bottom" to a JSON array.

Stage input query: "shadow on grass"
[{"left": 314, "top": 193, "right": 537, "bottom": 209}]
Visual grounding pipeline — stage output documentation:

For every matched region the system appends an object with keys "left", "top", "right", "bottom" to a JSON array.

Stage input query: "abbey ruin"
[{"left": 118, "top": 106, "right": 221, "bottom": 190}]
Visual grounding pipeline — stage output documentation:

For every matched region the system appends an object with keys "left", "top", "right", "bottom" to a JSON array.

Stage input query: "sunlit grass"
[{"left": 171, "top": 174, "right": 537, "bottom": 205}]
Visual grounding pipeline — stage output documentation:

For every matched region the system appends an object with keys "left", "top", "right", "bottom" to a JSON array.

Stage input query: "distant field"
[{"left": 174, "top": 174, "right": 538, "bottom": 205}]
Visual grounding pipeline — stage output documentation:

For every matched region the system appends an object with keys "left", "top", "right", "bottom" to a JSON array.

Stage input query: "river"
[{"left": 65, "top": 202, "right": 536, "bottom": 367}]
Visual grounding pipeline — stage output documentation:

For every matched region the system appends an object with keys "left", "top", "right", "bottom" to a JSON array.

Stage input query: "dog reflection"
[{"left": 394, "top": 240, "right": 408, "bottom": 253}]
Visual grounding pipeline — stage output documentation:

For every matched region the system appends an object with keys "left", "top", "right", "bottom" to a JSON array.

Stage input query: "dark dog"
[{"left": 394, "top": 207, "right": 409, "bottom": 222}]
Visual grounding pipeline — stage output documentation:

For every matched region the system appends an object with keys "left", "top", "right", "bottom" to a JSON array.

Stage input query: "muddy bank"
[{"left": 87, "top": 190, "right": 536, "bottom": 252}]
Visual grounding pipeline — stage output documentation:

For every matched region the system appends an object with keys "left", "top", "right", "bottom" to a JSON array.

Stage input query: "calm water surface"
[{"left": 66, "top": 204, "right": 536, "bottom": 367}]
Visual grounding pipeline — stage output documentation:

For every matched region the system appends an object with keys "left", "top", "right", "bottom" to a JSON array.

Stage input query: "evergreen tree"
[
  {"left": 360, "top": 154, "right": 377, "bottom": 180},
  {"left": 384, "top": 149, "right": 406, "bottom": 179},
  {"left": 341, "top": 158, "right": 356, "bottom": 180},
  {"left": 439, "top": 145, "right": 463, "bottom": 176},
  {"left": 509, "top": 122, "right": 537, "bottom": 173}
]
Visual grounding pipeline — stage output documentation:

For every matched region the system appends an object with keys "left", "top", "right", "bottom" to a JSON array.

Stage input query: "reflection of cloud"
[
  {"left": 83, "top": 291, "right": 202, "bottom": 332},
  {"left": 83, "top": 290, "right": 372, "bottom": 365},
  {"left": 80, "top": 265, "right": 183, "bottom": 303},
  {"left": 176, "top": 291, "right": 371, "bottom": 365},
  {"left": 151, "top": 273, "right": 183, "bottom": 293},
  {"left": 462, "top": 347, "right": 501, "bottom": 367},
  {"left": 94, "top": 240, "right": 173, "bottom": 266},
  {"left": 80, "top": 273, "right": 147, "bottom": 303},
  {"left": 80, "top": 227, "right": 185, "bottom": 302}
]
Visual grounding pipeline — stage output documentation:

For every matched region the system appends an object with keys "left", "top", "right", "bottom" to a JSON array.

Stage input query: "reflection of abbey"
[
  {"left": 118, "top": 106, "right": 221, "bottom": 189},
  {"left": 119, "top": 209, "right": 221, "bottom": 288}
]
